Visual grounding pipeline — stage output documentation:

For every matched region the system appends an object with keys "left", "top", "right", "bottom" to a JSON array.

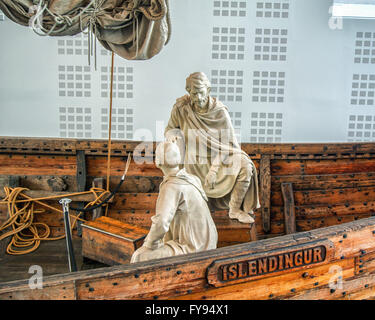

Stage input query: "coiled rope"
[{"left": 0, "top": 187, "right": 110, "bottom": 255}]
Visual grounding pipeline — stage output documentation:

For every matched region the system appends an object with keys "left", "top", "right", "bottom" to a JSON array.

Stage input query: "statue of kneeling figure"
[{"left": 131, "top": 141, "right": 218, "bottom": 263}]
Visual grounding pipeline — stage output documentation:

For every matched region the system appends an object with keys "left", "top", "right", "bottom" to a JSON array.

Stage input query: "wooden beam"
[
  {"left": 260, "top": 155, "right": 271, "bottom": 233},
  {"left": 75, "top": 150, "right": 87, "bottom": 236},
  {"left": 1, "top": 137, "right": 375, "bottom": 159},
  {"left": 281, "top": 183, "right": 296, "bottom": 234},
  {"left": 249, "top": 223, "right": 257, "bottom": 242},
  {"left": 92, "top": 178, "right": 105, "bottom": 220}
]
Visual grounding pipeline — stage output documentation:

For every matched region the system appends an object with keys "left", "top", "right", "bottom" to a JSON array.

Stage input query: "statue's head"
[
  {"left": 185, "top": 72, "right": 211, "bottom": 109},
  {"left": 155, "top": 141, "right": 181, "bottom": 169}
]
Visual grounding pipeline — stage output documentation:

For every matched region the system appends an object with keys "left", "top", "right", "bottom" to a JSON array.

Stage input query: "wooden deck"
[{"left": 0, "top": 238, "right": 107, "bottom": 283}]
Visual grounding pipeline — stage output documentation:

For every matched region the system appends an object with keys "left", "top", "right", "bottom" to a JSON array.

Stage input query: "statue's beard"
[{"left": 194, "top": 97, "right": 208, "bottom": 109}]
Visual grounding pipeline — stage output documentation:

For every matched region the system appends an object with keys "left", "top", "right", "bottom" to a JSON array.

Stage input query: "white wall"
[{"left": 0, "top": 0, "right": 374, "bottom": 143}]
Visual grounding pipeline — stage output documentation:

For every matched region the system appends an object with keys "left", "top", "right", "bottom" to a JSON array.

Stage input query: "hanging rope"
[{"left": 104, "top": 51, "right": 115, "bottom": 217}]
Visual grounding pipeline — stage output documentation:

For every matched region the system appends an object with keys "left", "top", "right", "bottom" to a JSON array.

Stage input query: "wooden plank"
[
  {"left": 111, "top": 193, "right": 158, "bottom": 210},
  {"left": 88, "top": 175, "right": 162, "bottom": 193},
  {"left": 271, "top": 158, "right": 375, "bottom": 176},
  {"left": 338, "top": 284, "right": 375, "bottom": 300},
  {"left": 260, "top": 155, "right": 271, "bottom": 233},
  {"left": 285, "top": 273, "right": 375, "bottom": 300},
  {"left": 281, "top": 183, "right": 296, "bottom": 234},
  {"left": 272, "top": 172, "right": 375, "bottom": 191},
  {"left": 271, "top": 202, "right": 375, "bottom": 220},
  {"left": 272, "top": 186, "right": 375, "bottom": 206},
  {"left": 0, "top": 154, "right": 77, "bottom": 176},
  {"left": 86, "top": 157, "right": 162, "bottom": 177}
]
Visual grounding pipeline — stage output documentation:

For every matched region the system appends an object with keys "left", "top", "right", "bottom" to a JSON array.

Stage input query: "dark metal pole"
[{"left": 59, "top": 198, "right": 77, "bottom": 272}]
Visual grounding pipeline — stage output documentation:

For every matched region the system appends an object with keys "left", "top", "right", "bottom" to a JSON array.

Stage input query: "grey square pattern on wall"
[
  {"left": 250, "top": 112, "right": 283, "bottom": 142},
  {"left": 254, "top": 28, "right": 288, "bottom": 61},
  {"left": 211, "top": 69, "right": 244, "bottom": 102},
  {"left": 213, "top": 1, "right": 247, "bottom": 17},
  {"left": 229, "top": 111, "right": 242, "bottom": 141},
  {"left": 101, "top": 106, "right": 134, "bottom": 140},
  {"left": 101, "top": 48, "right": 111, "bottom": 56},
  {"left": 347, "top": 115, "right": 375, "bottom": 142},
  {"left": 252, "top": 71, "right": 286, "bottom": 103},
  {"left": 351, "top": 74, "right": 375, "bottom": 106},
  {"left": 256, "top": 1, "right": 290, "bottom": 18},
  {"left": 57, "top": 33, "right": 88, "bottom": 56},
  {"left": 101, "top": 66, "right": 134, "bottom": 99},
  {"left": 59, "top": 107, "right": 92, "bottom": 138},
  {"left": 212, "top": 27, "right": 245, "bottom": 60},
  {"left": 354, "top": 32, "right": 375, "bottom": 64},
  {"left": 58, "top": 65, "right": 91, "bottom": 97}
]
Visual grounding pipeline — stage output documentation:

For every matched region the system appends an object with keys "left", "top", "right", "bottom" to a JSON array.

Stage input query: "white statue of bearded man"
[
  {"left": 131, "top": 141, "right": 218, "bottom": 263},
  {"left": 165, "top": 72, "right": 261, "bottom": 224}
]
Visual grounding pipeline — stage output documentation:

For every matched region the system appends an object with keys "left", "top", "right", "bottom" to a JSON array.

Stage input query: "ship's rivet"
[
  {"left": 330, "top": 289, "right": 336, "bottom": 294},
  {"left": 177, "top": 270, "right": 182, "bottom": 275},
  {"left": 343, "top": 234, "right": 347, "bottom": 239},
  {"left": 302, "top": 272, "right": 309, "bottom": 278}
]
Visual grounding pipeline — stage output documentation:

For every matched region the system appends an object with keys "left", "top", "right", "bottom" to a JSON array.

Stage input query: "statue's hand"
[
  {"left": 131, "top": 245, "right": 153, "bottom": 263},
  {"left": 205, "top": 171, "right": 217, "bottom": 189}
]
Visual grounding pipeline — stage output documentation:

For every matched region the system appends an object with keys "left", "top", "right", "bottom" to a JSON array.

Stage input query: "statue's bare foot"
[{"left": 229, "top": 209, "right": 255, "bottom": 224}]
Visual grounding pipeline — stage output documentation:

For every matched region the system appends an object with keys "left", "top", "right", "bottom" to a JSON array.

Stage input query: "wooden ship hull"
[{"left": 1, "top": 137, "right": 375, "bottom": 300}]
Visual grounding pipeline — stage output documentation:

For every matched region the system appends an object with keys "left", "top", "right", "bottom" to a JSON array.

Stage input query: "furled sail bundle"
[{"left": 0, "top": 0, "right": 171, "bottom": 61}]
